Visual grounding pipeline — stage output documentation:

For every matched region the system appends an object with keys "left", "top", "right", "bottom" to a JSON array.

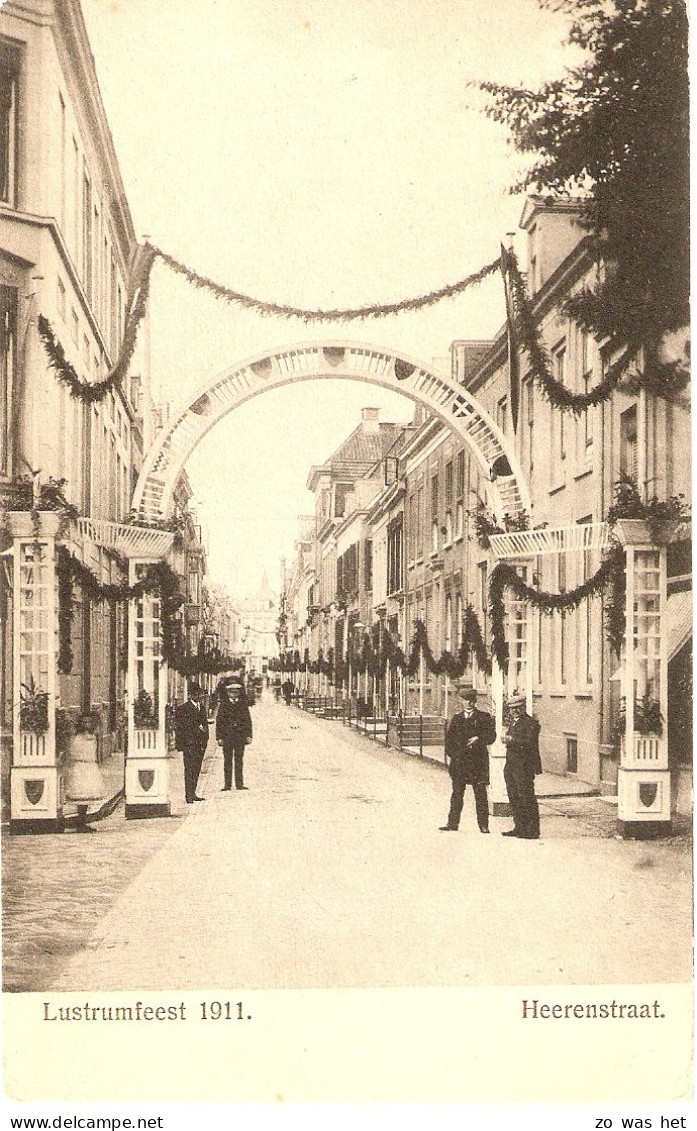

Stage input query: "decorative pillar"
[
  {"left": 617, "top": 536, "right": 671, "bottom": 837},
  {"left": 489, "top": 654, "right": 509, "bottom": 816},
  {"left": 8, "top": 512, "right": 63, "bottom": 833},
  {"left": 125, "top": 558, "right": 171, "bottom": 818},
  {"left": 489, "top": 559, "right": 533, "bottom": 817}
]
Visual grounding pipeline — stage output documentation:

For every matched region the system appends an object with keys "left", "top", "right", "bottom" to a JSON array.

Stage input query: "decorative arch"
[{"left": 132, "top": 341, "right": 529, "bottom": 522}]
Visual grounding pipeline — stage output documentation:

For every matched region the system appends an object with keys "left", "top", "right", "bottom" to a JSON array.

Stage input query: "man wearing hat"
[
  {"left": 174, "top": 682, "right": 209, "bottom": 804},
  {"left": 501, "top": 692, "right": 542, "bottom": 839},
  {"left": 216, "top": 678, "right": 253, "bottom": 791},
  {"left": 440, "top": 683, "right": 496, "bottom": 833}
]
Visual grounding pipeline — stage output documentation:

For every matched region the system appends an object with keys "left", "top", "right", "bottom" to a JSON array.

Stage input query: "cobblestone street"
[{"left": 3, "top": 694, "right": 692, "bottom": 993}]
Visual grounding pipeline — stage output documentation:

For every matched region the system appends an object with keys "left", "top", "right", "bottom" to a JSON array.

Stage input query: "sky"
[{"left": 79, "top": 0, "right": 576, "bottom": 597}]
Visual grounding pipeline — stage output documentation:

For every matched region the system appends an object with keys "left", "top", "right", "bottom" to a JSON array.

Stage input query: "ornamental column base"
[
  {"left": 617, "top": 767, "right": 672, "bottom": 839},
  {"left": 489, "top": 743, "right": 511, "bottom": 817},
  {"left": 125, "top": 742, "right": 171, "bottom": 820},
  {"left": 10, "top": 765, "right": 64, "bottom": 834}
]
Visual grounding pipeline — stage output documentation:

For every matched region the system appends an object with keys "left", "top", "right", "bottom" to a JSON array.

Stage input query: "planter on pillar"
[
  {"left": 125, "top": 559, "right": 171, "bottom": 819},
  {"left": 7, "top": 512, "right": 64, "bottom": 833},
  {"left": 617, "top": 538, "right": 671, "bottom": 838}
]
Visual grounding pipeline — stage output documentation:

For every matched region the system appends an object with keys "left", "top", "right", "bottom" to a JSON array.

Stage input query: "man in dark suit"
[
  {"left": 216, "top": 679, "right": 253, "bottom": 791},
  {"left": 501, "top": 691, "right": 542, "bottom": 839},
  {"left": 174, "top": 682, "right": 209, "bottom": 804},
  {"left": 440, "top": 683, "right": 496, "bottom": 833}
]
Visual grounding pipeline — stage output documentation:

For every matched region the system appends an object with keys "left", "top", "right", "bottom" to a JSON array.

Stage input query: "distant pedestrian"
[
  {"left": 174, "top": 682, "right": 208, "bottom": 804},
  {"left": 282, "top": 678, "right": 294, "bottom": 706},
  {"left": 440, "top": 683, "right": 496, "bottom": 834},
  {"left": 65, "top": 710, "right": 107, "bottom": 833},
  {"left": 501, "top": 692, "right": 542, "bottom": 839},
  {"left": 216, "top": 679, "right": 253, "bottom": 790}
]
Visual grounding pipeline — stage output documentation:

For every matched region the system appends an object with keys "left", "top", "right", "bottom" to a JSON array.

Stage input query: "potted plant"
[
  {"left": 608, "top": 477, "right": 688, "bottom": 545},
  {"left": 613, "top": 694, "right": 663, "bottom": 747},
  {"left": 133, "top": 688, "right": 158, "bottom": 729},
  {"left": 19, "top": 675, "right": 50, "bottom": 734}
]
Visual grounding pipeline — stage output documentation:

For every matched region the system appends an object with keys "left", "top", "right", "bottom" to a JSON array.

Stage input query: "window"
[
  {"left": 580, "top": 331, "right": 593, "bottom": 459},
  {"left": 188, "top": 568, "right": 200, "bottom": 606},
  {"left": 0, "top": 42, "right": 20, "bottom": 206},
  {"left": 387, "top": 517, "right": 403, "bottom": 594},
  {"left": 524, "top": 378, "right": 534, "bottom": 479},
  {"left": 364, "top": 540, "right": 373, "bottom": 591},
  {"left": 578, "top": 517, "right": 594, "bottom": 687},
  {"left": 566, "top": 735, "right": 578, "bottom": 774},
  {"left": 557, "top": 555, "right": 567, "bottom": 686},
  {"left": 59, "top": 92, "right": 66, "bottom": 231},
  {"left": 620, "top": 405, "right": 638, "bottom": 484},
  {"left": 445, "top": 594, "right": 453, "bottom": 652},
  {"left": 496, "top": 395, "right": 508, "bottom": 436},
  {"left": 479, "top": 562, "right": 488, "bottom": 639},
  {"left": 57, "top": 277, "right": 66, "bottom": 320},
  {"left": 431, "top": 474, "right": 439, "bottom": 552},
  {"left": 334, "top": 483, "right": 350, "bottom": 518},
  {"left": 456, "top": 449, "right": 466, "bottom": 537},
  {"left": 0, "top": 285, "right": 17, "bottom": 475},
  {"left": 444, "top": 460, "right": 453, "bottom": 541},
  {"left": 71, "top": 308, "right": 79, "bottom": 345},
  {"left": 416, "top": 485, "right": 424, "bottom": 559},
  {"left": 553, "top": 346, "right": 566, "bottom": 467},
  {"left": 83, "top": 168, "right": 92, "bottom": 302}
]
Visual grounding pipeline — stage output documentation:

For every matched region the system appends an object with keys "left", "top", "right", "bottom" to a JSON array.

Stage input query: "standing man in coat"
[
  {"left": 440, "top": 683, "right": 496, "bottom": 833},
  {"left": 174, "top": 682, "right": 208, "bottom": 804},
  {"left": 501, "top": 691, "right": 542, "bottom": 839},
  {"left": 216, "top": 678, "right": 253, "bottom": 791}
]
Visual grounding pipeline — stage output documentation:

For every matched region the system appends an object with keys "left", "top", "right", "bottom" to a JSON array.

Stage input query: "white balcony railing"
[
  {"left": 488, "top": 522, "right": 612, "bottom": 560},
  {"left": 76, "top": 518, "right": 174, "bottom": 558}
]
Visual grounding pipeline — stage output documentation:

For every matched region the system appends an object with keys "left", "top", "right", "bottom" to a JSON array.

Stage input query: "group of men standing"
[
  {"left": 174, "top": 677, "right": 253, "bottom": 804},
  {"left": 173, "top": 671, "right": 543, "bottom": 837},
  {"left": 440, "top": 682, "right": 542, "bottom": 839}
]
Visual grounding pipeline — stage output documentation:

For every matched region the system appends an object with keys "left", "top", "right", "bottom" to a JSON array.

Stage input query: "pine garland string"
[
  {"left": 488, "top": 545, "right": 626, "bottom": 672},
  {"left": 37, "top": 246, "right": 156, "bottom": 406},
  {"left": 504, "top": 248, "right": 637, "bottom": 414},
  {"left": 148, "top": 243, "right": 501, "bottom": 323}
]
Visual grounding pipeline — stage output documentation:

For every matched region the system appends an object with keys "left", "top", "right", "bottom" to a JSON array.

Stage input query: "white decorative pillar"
[
  {"left": 125, "top": 558, "right": 171, "bottom": 818},
  {"left": 617, "top": 536, "right": 671, "bottom": 837},
  {"left": 8, "top": 512, "right": 63, "bottom": 833},
  {"left": 489, "top": 654, "right": 509, "bottom": 816}
]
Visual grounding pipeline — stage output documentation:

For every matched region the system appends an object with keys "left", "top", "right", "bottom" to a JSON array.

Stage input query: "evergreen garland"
[
  {"left": 504, "top": 248, "right": 637, "bottom": 414},
  {"left": 488, "top": 546, "right": 626, "bottom": 671},
  {"left": 37, "top": 246, "right": 156, "bottom": 405}
]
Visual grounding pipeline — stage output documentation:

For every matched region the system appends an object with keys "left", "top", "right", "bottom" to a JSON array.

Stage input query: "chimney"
[{"left": 361, "top": 407, "right": 380, "bottom": 434}]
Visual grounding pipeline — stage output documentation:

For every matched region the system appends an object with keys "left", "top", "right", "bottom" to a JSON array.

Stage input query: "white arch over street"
[{"left": 133, "top": 342, "right": 529, "bottom": 524}]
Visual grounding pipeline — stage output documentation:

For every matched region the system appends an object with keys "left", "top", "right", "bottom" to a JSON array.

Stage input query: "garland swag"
[
  {"left": 37, "top": 245, "right": 156, "bottom": 405},
  {"left": 503, "top": 247, "right": 636, "bottom": 415},
  {"left": 56, "top": 547, "right": 241, "bottom": 679},
  {"left": 273, "top": 609, "right": 490, "bottom": 680},
  {"left": 488, "top": 546, "right": 626, "bottom": 672}
]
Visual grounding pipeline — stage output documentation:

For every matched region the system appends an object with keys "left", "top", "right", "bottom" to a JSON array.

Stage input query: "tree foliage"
[{"left": 478, "top": 0, "right": 689, "bottom": 378}]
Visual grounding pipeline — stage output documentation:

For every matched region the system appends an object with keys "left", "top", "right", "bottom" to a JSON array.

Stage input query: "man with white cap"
[
  {"left": 440, "top": 682, "right": 496, "bottom": 833},
  {"left": 501, "top": 691, "right": 542, "bottom": 839}
]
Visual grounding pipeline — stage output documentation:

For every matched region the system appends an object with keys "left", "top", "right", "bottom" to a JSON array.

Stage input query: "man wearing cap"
[
  {"left": 216, "top": 679, "right": 253, "bottom": 791},
  {"left": 501, "top": 692, "right": 542, "bottom": 839},
  {"left": 440, "top": 683, "right": 496, "bottom": 833},
  {"left": 174, "top": 682, "right": 208, "bottom": 804}
]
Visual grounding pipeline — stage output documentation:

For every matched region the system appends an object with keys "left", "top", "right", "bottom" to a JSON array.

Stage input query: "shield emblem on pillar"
[
  {"left": 639, "top": 782, "right": 658, "bottom": 808},
  {"left": 24, "top": 779, "right": 44, "bottom": 806},
  {"left": 250, "top": 357, "right": 272, "bottom": 377},
  {"left": 138, "top": 769, "right": 155, "bottom": 793}
]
